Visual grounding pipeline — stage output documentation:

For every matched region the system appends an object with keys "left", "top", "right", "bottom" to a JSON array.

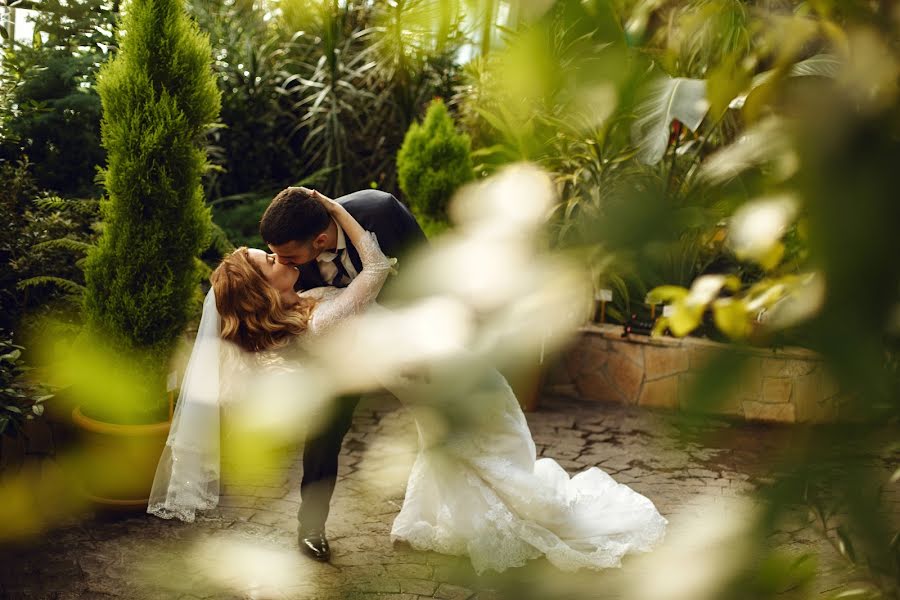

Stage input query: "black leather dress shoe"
[{"left": 299, "top": 530, "right": 331, "bottom": 562}]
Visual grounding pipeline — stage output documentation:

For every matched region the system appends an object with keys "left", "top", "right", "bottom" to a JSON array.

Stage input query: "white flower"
[{"left": 729, "top": 195, "right": 798, "bottom": 263}]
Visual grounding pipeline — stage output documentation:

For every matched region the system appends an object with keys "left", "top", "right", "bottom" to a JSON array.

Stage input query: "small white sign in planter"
[{"left": 594, "top": 288, "right": 613, "bottom": 322}]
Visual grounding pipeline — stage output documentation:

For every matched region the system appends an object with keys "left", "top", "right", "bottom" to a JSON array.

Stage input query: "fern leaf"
[
  {"left": 31, "top": 238, "right": 94, "bottom": 254},
  {"left": 17, "top": 276, "right": 86, "bottom": 296},
  {"left": 33, "top": 197, "right": 100, "bottom": 215}
]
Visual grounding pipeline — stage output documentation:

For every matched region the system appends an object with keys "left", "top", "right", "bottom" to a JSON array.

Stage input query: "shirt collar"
[{"left": 317, "top": 219, "right": 346, "bottom": 263}]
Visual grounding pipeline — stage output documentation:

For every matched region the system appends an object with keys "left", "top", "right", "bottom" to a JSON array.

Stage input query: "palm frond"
[
  {"left": 700, "top": 116, "right": 792, "bottom": 183},
  {"left": 631, "top": 76, "right": 709, "bottom": 165},
  {"left": 729, "top": 54, "right": 841, "bottom": 109}
]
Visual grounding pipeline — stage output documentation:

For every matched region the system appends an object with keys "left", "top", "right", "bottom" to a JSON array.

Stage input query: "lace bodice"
[{"left": 300, "top": 231, "right": 392, "bottom": 335}]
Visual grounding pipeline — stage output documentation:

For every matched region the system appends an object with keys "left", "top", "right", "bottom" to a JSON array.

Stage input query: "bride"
[{"left": 148, "top": 191, "right": 667, "bottom": 574}]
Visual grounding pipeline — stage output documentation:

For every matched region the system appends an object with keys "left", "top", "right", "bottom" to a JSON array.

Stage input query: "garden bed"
[{"left": 545, "top": 324, "right": 848, "bottom": 424}]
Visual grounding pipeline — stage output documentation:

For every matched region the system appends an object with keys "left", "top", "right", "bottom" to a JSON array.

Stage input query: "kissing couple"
[{"left": 147, "top": 186, "right": 667, "bottom": 574}]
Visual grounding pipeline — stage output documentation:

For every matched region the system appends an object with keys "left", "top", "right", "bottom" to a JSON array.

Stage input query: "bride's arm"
[
  {"left": 306, "top": 190, "right": 392, "bottom": 334},
  {"left": 311, "top": 190, "right": 368, "bottom": 254}
]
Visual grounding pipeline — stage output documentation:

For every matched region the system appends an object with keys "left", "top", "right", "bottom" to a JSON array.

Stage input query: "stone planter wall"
[{"left": 544, "top": 324, "right": 848, "bottom": 423}]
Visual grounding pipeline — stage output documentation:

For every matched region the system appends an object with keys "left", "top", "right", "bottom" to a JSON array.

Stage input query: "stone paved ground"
[{"left": 1, "top": 394, "right": 897, "bottom": 600}]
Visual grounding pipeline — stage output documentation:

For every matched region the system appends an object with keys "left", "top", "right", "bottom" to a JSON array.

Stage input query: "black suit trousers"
[{"left": 297, "top": 393, "right": 361, "bottom": 531}]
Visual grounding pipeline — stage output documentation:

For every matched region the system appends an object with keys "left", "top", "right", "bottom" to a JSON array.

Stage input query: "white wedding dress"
[
  {"left": 388, "top": 366, "right": 667, "bottom": 574},
  {"left": 149, "top": 232, "right": 667, "bottom": 573}
]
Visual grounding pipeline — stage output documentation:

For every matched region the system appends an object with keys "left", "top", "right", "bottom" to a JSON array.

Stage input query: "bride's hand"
[{"left": 301, "top": 187, "right": 339, "bottom": 213}]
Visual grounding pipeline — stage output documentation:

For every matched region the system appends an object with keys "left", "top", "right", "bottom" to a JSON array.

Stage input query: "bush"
[
  {"left": 82, "top": 0, "right": 221, "bottom": 423},
  {"left": 188, "top": 0, "right": 300, "bottom": 199},
  {"left": 0, "top": 52, "right": 104, "bottom": 197},
  {"left": 0, "top": 332, "right": 51, "bottom": 438},
  {"left": 14, "top": 195, "right": 100, "bottom": 339},
  {"left": 0, "top": 158, "right": 102, "bottom": 372},
  {"left": 397, "top": 98, "right": 473, "bottom": 221},
  {"left": 0, "top": 159, "right": 39, "bottom": 332},
  {"left": 0, "top": 0, "right": 116, "bottom": 197},
  {"left": 211, "top": 193, "right": 272, "bottom": 250},
  {"left": 414, "top": 212, "right": 453, "bottom": 240}
]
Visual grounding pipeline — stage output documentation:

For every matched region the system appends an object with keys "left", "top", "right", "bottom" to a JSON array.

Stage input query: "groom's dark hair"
[{"left": 260, "top": 187, "right": 331, "bottom": 246}]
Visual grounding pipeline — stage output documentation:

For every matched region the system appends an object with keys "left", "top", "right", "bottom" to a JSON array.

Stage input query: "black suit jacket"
[{"left": 294, "top": 189, "right": 427, "bottom": 292}]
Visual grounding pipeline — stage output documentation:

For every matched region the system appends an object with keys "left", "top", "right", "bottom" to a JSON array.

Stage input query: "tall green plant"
[
  {"left": 82, "top": 0, "right": 220, "bottom": 423},
  {"left": 277, "top": 0, "right": 463, "bottom": 195},
  {"left": 397, "top": 98, "right": 473, "bottom": 221},
  {"left": 189, "top": 0, "right": 297, "bottom": 198},
  {"left": 0, "top": 0, "right": 117, "bottom": 196},
  {"left": 278, "top": 0, "right": 376, "bottom": 195},
  {"left": 365, "top": 0, "right": 465, "bottom": 191}
]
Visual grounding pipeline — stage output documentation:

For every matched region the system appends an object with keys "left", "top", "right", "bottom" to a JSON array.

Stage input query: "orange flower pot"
[{"left": 71, "top": 406, "right": 170, "bottom": 509}]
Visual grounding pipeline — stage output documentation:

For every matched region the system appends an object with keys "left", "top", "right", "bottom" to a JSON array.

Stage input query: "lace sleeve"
[{"left": 308, "top": 232, "right": 392, "bottom": 335}]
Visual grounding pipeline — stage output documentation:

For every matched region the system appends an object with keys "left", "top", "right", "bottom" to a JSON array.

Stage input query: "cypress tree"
[
  {"left": 397, "top": 99, "right": 474, "bottom": 221},
  {"left": 83, "top": 0, "right": 221, "bottom": 423}
]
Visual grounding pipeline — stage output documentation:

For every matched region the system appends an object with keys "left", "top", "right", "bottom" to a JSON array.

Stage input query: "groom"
[{"left": 260, "top": 187, "right": 426, "bottom": 561}]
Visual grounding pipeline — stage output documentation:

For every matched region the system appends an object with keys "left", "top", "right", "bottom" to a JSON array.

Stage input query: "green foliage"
[
  {"left": 210, "top": 191, "right": 273, "bottom": 249},
  {"left": 597, "top": 4, "right": 900, "bottom": 595},
  {"left": 630, "top": 55, "right": 841, "bottom": 166},
  {"left": 278, "top": 1, "right": 392, "bottom": 196},
  {"left": 25, "top": 0, "right": 118, "bottom": 52},
  {"left": 0, "top": 53, "right": 104, "bottom": 196},
  {"left": 202, "top": 220, "right": 234, "bottom": 260},
  {"left": 397, "top": 99, "right": 473, "bottom": 220},
  {"left": 411, "top": 210, "right": 451, "bottom": 240},
  {"left": 188, "top": 0, "right": 299, "bottom": 198},
  {"left": 456, "top": 2, "right": 631, "bottom": 174},
  {"left": 0, "top": 0, "right": 116, "bottom": 196},
  {"left": 450, "top": 56, "right": 499, "bottom": 154},
  {"left": 641, "top": 0, "right": 752, "bottom": 78},
  {"left": 82, "top": 0, "right": 221, "bottom": 423},
  {"left": 14, "top": 196, "right": 100, "bottom": 320},
  {"left": 1, "top": 1, "right": 899, "bottom": 593},
  {"left": 0, "top": 158, "right": 98, "bottom": 339},
  {"left": 0, "top": 333, "right": 52, "bottom": 438},
  {"left": 570, "top": 164, "right": 734, "bottom": 326},
  {"left": 277, "top": 0, "right": 462, "bottom": 196},
  {"left": 17, "top": 276, "right": 87, "bottom": 298},
  {"left": 363, "top": 0, "right": 465, "bottom": 192},
  {"left": 0, "top": 159, "right": 39, "bottom": 332},
  {"left": 458, "top": 2, "right": 840, "bottom": 336}
]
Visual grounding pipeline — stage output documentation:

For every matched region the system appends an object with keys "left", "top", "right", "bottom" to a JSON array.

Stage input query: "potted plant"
[{"left": 73, "top": 0, "right": 220, "bottom": 507}]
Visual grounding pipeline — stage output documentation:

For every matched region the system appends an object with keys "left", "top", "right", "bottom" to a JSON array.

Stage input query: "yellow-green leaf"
[
  {"left": 647, "top": 285, "right": 689, "bottom": 305},
  {"left": 722, "top": 275, "right": 742, "bottom": 292},
  {"left": 651, "top": 317, "right": 669, "bottom": 337},
  {"left": 668, "top": 303, "right": 704, "bottom": 337},
  {"left": 707, "top": 60, "right": 753, "bottom": 119},
  {"left": 759, "top": 242, "right": 786, "bottom": 271},
  {"left": 713, "top": 297, "right": 752, "bottom": 340}
]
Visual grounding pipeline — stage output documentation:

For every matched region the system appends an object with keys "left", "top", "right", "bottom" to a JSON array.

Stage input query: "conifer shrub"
[
  {"left": 397, "top": 99, "right": 474, "bottom": 222},
  {"left": 82, "top": 0, "right": 221, "bottom": 423}
]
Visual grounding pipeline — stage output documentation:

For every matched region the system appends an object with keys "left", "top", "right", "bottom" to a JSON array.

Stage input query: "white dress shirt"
[{"left": 316, "top": 220, "right": 359, "bottom": 286}]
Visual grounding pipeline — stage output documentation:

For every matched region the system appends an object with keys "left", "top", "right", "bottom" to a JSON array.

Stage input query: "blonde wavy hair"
[{"left": 210, "top": 247, "right": 315, "bottom": 353}]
